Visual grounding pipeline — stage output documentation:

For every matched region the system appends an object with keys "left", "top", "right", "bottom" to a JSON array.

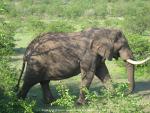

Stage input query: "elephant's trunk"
[
  {"left": 125, "top": 57, "right": 150, "bottom": 92},
  {"left": 125, "top": 61, "right": 135, "bottom": 93},
  {"left": 121, "top": 54, "right": 150, "bottom": 93},
  {"left": 119, "top": 47, "right": 135, "bottom": 93}
]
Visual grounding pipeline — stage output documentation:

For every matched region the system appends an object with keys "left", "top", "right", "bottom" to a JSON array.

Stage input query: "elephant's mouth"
[
  {"left": 126, "top": 57, "right": 150, "bottom": 65},
  {"left": 113, "top": 52, "right": 119, "bottom": 60}
]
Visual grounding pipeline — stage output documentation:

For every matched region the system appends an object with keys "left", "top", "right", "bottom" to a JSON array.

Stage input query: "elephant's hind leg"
[
  {"left": 17, "top": 80, "right": 37, "bottom": 99},
  {"left": 17, "top": 66, "right": 40, "bottom": 99},
  {"left": 40, "top": 80, "right": 55, "bottom": 103}
]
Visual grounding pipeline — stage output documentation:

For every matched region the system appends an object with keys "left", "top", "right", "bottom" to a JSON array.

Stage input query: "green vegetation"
[
  {"left": 0, "top": 24, "right": 36, "bottom": 113},
  {"left": 38, "top": 83, "right": 149, "bottom": 113},
  {"left": 0, "top": 0, "right": 150, "bottom": 112},
  {"left": 51, "top": 82, "right": 76, "bottom": 108},
  {"left": 0, "top": 1, "right": 36, "bottom": 113}
]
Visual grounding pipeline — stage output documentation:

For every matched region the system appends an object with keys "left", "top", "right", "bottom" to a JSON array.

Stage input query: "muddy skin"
[{"left": 16, "top": 28, "right": 135, "bottom": 104}]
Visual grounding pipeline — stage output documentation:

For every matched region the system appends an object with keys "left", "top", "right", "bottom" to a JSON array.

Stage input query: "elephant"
[{"left": 16, "top": 28, "right": 150, "bottom": 104}]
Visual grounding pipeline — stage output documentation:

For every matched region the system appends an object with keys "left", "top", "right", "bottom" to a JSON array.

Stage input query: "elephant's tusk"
[{"left": 126, "top": 57, "right": 150, "bottom": 65}]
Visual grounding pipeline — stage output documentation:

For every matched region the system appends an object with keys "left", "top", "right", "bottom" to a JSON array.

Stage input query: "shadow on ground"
[
  {"left": 27, "top": 77, "right": 103, "bottom": 109},
  {"left": 11, "top": 47, "right": 25, "bottom": 61},
  {"left": 14, "top": 47, "right": 26, "bottom": 55},
  {"left": 28, "top": 78, "right": 102, "bottom": 99},
  {"left": 135, "top": 81, "right": 150, "bottom": 93},
  {"left": 25, "top": 78, "right": 150, "bottom": 112}
]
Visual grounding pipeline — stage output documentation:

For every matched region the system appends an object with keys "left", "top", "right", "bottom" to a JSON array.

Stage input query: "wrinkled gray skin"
[{"left": 16, "top": 28, "right": 134, "bottom": 104}]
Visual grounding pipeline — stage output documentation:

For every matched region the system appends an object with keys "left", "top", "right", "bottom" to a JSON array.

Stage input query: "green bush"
[
  {"left": 127, "top": 33, "right": 150, "bottom": 76},
  {"left": 0, "top": 64, "right": 36, "bottom": 113},
  {"left": 117, "top": 33, "right": 150, "bottom": 77},
  {"left": 52, "top": 83, "right": 76, "bottom": 108},
  {"left": 0, "top": 22, "right": 15, "bottom": 56},
  {"left": 48, "top": 21, "right": 75, "bottom": 33},
  {"left": 124, "top": 5, "right": 150, "bottom": 34},
  {"left": 51, "top": 83, "right": 149, "bottom": 113},
  {"left": 24, "top": 19, "right": 76, "bottom": 35},
  {"left": 93, "top": 0, "right": 108, "bottom": 18},
  {"left": 0, "top": 0, "right": 8, "bottom": 13},
  {"left": 127, "top": 34, "right": 150, "bottom": 59},
  {"left": 109, "top": 0, "right": 128, "bottom": 17},
  {"left": 26, "top": 18, "right": 48, "bottom": 33},
  {"left": 0, "top": 19, "right": 36, "bottom": 113},
  {"left": 0, "top": 48, "right": 36, "bottom": 113},
  {"left": 86, "top": 83, "right": 148, "bottom": 113}
]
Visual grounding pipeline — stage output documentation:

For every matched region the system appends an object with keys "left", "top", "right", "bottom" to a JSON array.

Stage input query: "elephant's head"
[{"left": 84, "top": 28, "right": 150, "bottom": 93}]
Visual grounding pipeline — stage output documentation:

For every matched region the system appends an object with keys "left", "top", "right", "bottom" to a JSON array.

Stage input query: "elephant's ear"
[
  {"left": 96, "top": 30, "right": 122, "bottom": 60},
  {"left": 96, "top": 40, "right": 114, "bottom": 61}
]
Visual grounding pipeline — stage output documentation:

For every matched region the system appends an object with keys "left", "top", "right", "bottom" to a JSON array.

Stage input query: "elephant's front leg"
[
  {"left": 77, "top": 70, "right": 94, "bottom": 105},
  {"left": 95, "top": 62, "right": 114, "bottom": 92},
  {"left": 77, "top": 53, "right": 97, "bottom": 105}
]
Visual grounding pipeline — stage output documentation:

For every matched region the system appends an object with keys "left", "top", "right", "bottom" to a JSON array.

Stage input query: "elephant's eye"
[{"left": 114, "top": 36, "right": 119, "bottom": 42}]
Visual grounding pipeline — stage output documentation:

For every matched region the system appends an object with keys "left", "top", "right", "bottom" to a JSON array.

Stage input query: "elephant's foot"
[
  {"left": 16, "top": 92, "right": 24, "bottom": 99},
  {"left": 16, "top": 81, "right": 36, "bottom": 100},
  {"left": 76, "top": 98, "right": 87, "bottom": 105},
  {"left": 124, "top": 85, "right": 134, "bottom": 95},
  {"left": 44, "top": 97, "right": 56, "bottom": 104},
  {"left": 44, "top": 96, "right": 56, "bottom": 104},
  {"left": 16, "top": 89, "right": 28, "bottom": 99},
  {"left": 103, "top": 79, "right": 114, "bottom": 93}
]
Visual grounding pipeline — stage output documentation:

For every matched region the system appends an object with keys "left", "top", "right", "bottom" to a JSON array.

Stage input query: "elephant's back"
[{"left": 24, "top": 32, "right": 72, "bottom": 59}]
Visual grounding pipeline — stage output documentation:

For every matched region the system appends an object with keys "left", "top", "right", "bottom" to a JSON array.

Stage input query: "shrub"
[
  {"left": 23, "top": 19, "right": 76, "bottom": 38},
  {"left": 87, "top": 83, "right": 148, "bottom": 113},
  {"left": 127, "top": 33, "right": 150, "bottom": 76},
  {"left": 0, "top": 73, "right": 35, "bottom": 113},
  {"left": 48, "top": 21, "right": 75, "bottom": 33},
  {"left": 51, "top": 83, "right": 149, "bottom": 113},
  {"left": 0, "top": 18, "right": 36, "bottom": 113},
  {"left": 127, "top": 34, "right": 150, "bottom": 60},
  {"left": 109, "top": 0, "right": 128, "bottom": 17},
  {"left": 124, "top": 5, "right": 150, "bottom": 34},
  {"left": 0, "top": 0, "right": 8, "bottom": 13},
  {"left": 0, "top": 22, "right": 15, "bottom": 56},
  {"left": 52, "top": 83, "right": 76, "bottom": 108},
  {"left": 26, "top": 18, "right": 48, "bottom": 33},
  {"left": 0, "top": 41, "right": 36, "bottom": 113}
]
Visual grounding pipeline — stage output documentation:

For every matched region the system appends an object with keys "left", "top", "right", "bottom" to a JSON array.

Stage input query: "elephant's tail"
[{"left": 14, "top": 57, "right": 26, "bottom": 92}]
